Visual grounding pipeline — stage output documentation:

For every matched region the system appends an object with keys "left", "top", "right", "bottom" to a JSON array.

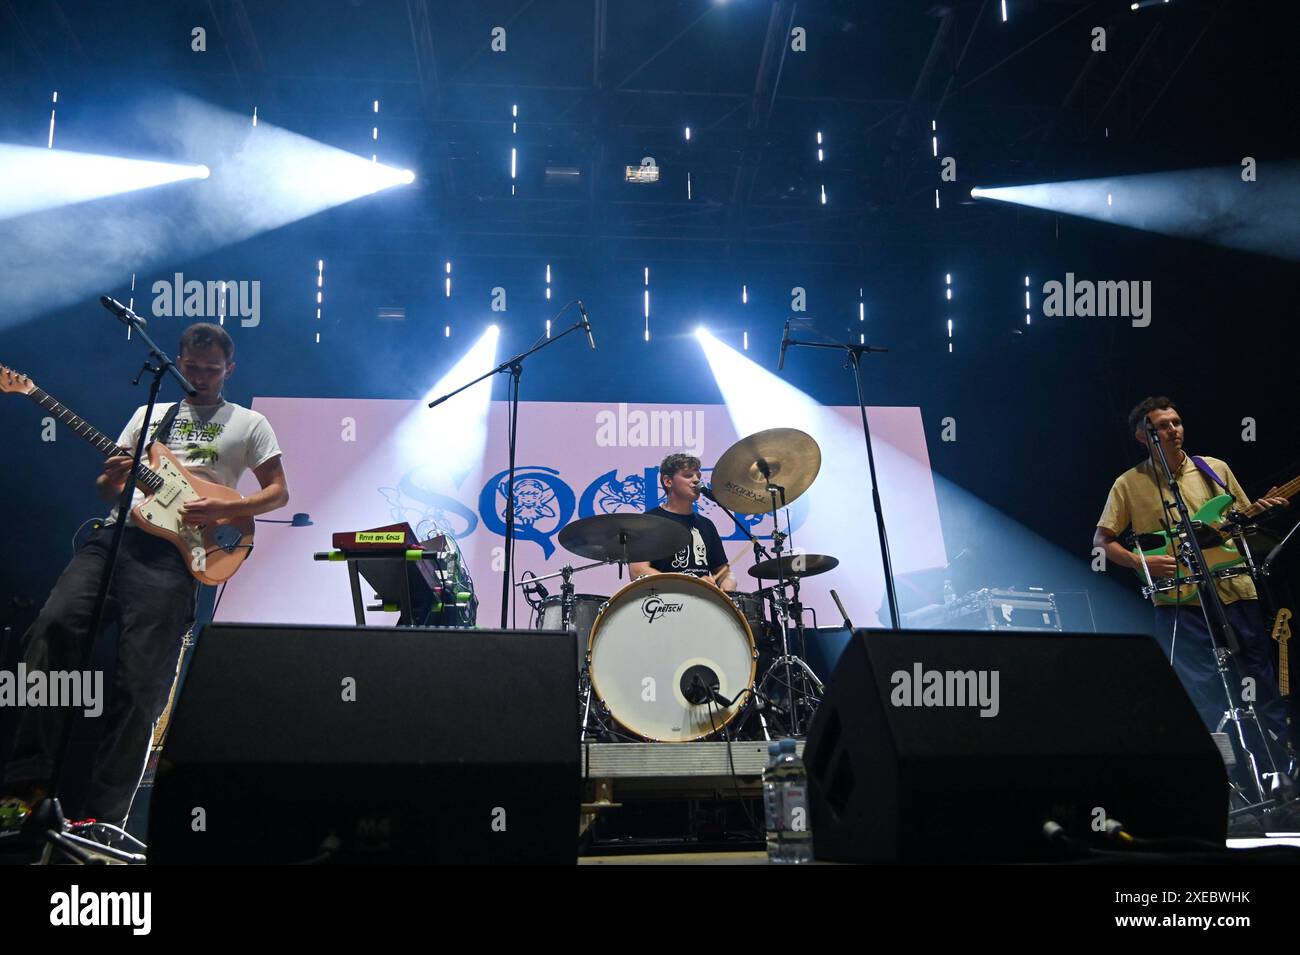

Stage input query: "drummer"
[{"left": 630, "top": 453, "right": 737, "bottom": 592}]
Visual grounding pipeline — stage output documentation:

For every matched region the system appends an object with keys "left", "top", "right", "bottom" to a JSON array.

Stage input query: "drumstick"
[{"left": 708, "top": 548, "right": 749, "bottom": 586}]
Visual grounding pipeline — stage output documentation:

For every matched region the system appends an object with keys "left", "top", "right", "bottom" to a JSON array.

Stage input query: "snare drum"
[
  {"left": 536, "top": 594, "right": 607, "bottom": 673},
  {"left": 586, "top": 573, "right": 757, "bottom": 742}
]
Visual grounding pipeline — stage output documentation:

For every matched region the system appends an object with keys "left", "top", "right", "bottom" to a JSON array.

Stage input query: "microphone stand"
[
  {"left": 29, "top": 299, "right": 194, "bottom": 864},
  {"left": 782, "top": 331, "right": 900, "bottom": 629},
  {"left": 428, "top": 301, "right": 589, "bottom": 629},
  {"left": 1144, "top": 420, "right": 1280, "bottom": 805}
]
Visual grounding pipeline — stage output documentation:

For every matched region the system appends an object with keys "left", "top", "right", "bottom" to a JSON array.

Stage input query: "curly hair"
[{"left": 659, "top": 452, "right": 701, "bottom": 490}]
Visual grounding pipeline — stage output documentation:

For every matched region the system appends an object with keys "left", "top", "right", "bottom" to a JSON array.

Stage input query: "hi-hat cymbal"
[
  {"left": 710, "top": 428, "right": 821, "bottom": 514},
  {"left": 558, "top": 513, "right": 691, "bottom": 563},
  {"left": 749, "top": 554, "right": 839, "bottom": 580}
]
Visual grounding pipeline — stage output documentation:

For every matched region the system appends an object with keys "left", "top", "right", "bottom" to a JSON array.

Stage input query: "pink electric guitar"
[{"left": 1, "top": 363, "right": 254, "bottom": 584}]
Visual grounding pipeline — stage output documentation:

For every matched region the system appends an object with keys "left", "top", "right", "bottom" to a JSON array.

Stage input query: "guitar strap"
[
  {"left": 148, "top": 402, "right": 183, "bottom": 449},
  {"left": 1190, "top": 455, "right": 1231, "bottom": 495}
]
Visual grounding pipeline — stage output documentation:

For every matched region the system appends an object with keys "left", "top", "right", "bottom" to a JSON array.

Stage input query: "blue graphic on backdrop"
[
  {"left": 479, "top": 466, "right": 576, "bottom": 558},
  {"left": 579, "top": 469, "right": 651, "bottom": 516},
  {"left": 378, "top": 467, "right": 480, "bottom": 541}
]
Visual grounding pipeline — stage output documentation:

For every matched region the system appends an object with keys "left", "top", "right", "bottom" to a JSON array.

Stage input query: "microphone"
[
  {"left": 100, "top": 295, "right": 147, "bottom": 329},
  {"left": 778, "top": 320, "right": 791, "bottom": 370},
  {"left": 577, "top": 300, "right": 596, "bottom": 350},
  {"left": 681, "top": 665, "right": 720, "bottom": 706}
]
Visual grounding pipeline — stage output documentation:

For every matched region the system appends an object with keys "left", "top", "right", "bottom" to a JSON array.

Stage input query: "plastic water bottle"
[{"left": 763, "top": 739, "right": 814, "bottom": 863}]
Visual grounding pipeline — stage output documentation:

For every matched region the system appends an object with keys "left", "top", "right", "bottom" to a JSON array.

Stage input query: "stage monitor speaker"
[
  {"left": 148, "top": 624, "right": 579, "bottom": 864},
  {"left": 804, "top": 630, "right": 1227, "bottom": 863}
]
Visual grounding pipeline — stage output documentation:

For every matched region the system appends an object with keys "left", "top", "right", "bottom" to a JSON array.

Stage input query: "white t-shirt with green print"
[{"left": 103, "top": 399, "right": 281, "bottom": 526}]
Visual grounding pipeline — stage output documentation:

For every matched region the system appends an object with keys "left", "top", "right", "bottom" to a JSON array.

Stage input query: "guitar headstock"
[
  {"left": 1273, "top": 607, "right": 1292, "bottom": 643},
  {"left": 0, "top": 364, "right": 37, "bottom": 397}
]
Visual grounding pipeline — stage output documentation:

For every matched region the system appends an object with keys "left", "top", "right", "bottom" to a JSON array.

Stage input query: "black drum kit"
[{"left": 518, "top": 428, "right": 838, "bottom": 743}]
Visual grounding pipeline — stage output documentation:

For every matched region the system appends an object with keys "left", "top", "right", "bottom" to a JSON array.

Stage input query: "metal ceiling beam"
[{"left": 724, "top": 0, "right": 795, "bottom": 255}]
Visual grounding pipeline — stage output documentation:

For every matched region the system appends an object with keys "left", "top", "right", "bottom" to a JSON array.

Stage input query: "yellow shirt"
[{"left": 1097, "top": 453, "right": 1256, "bottom": 604}]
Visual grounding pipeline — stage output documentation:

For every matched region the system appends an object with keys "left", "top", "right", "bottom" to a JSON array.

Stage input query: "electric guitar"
[
  {"left": 1, "top": 364, "right": 254, "bottom": 584},
  {"left": 1130, "top": 475, "right": 1300, "bottom": 605},
  {"left": 1273, "top": 608, "right": 1292, "bottom": 697}
]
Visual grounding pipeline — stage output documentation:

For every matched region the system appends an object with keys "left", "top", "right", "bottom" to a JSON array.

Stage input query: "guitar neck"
[
  {"left": 27, "top": 388, "right": 164, "bottom": 493},
  {"left": 1242, "top": 474, "right": 1300, "bottom": 517}
]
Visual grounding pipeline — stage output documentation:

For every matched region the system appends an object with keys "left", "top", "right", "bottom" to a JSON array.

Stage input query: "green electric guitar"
[{"left": 1131, "top": 475, "right": 1300, "bottom": 605}]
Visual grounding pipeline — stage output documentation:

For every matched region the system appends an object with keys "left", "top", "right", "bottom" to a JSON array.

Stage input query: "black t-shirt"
[{"left": 647, "top": 507, "right": 727, "bottom": 576}]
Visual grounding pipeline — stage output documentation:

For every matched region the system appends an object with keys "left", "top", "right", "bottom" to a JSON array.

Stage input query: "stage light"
[
  {"left": 396, "top": 325, "right": 501, "bottom": 474},
  {"left": 932, "top": 136, "right": 937, "bottom": 157},
  {"left": 687, "top": 172, "right": 692, "bottom": 200},
  {"left": 0, "top": 145, "right": 211, "bottom": 221},
  {"left": 685, "top": 126, "right": 691, "bottom": 141},
  {"left": 48, "top": 91, "right": 58, "bottom": 149},
  {"left": 935, "top": 189, "right": 940, "bottom": 209},
  {"left": 743, "top": 331, "right": 749, "bottom": 350},
  {"left": 511, "top": 147, "right": 517, "bottom": 179},
  {"left": 252, "top": 106, "right": 258, "bottom": 127},
  {"left": 742, "top": 284, "right": 748, "bottom": 304},
  {"left": 968, "top": 163, "right": 1300, "bottom": 261},
  {"left": 695, "top": 326, "right": 707, "bottom": 339},
  {"left": 1001, "top": 0, "right": 1008, "bottom": 21},
  {"left": 820, "top": 184, "right": 827, "bottom": 205}
]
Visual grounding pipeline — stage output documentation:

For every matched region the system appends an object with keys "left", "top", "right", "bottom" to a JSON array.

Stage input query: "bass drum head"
[{"left": 587, "top": 574, "right": 757, "bottom": 742}]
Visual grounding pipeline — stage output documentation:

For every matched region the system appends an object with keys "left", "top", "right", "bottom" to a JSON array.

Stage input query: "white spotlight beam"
[
  {"left": 0, "top": 144, "right": 208, "bottom": 221},
  {"left": 696, "top": 330, "right": 948, "bottom": 618},
  {"left": 0, "top": 93, "right": 416, "bottom": 325},
  {"left": 971, "top": 163, "right": 1300, "bottom": 262}
]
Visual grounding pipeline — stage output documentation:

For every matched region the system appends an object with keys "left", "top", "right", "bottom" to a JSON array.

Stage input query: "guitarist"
[
  {"left": 0, "top": 322, "right": 288, "bottom": 831},
  {"left": 1093, "top": 396, "right": 1290, "bottom": 744}
]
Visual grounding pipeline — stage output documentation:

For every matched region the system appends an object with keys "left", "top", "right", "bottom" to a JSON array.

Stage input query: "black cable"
[
  {"left": 706, "top": 689, "right": 763, "bottom": 841},
  {"left": 210, "top": 580, "right": 228, "bottom": 620}
]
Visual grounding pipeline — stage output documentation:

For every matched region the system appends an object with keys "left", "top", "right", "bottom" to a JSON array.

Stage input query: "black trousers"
[
  {"left": 4, "top": 526, "right": 195, "bottom": 825},
  {"left": 1153, "top": 598, "right": 1290, "bottom": 747}
]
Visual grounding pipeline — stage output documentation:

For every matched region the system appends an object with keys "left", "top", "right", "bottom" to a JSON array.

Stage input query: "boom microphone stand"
[
  {"left": 27, "top": 297, "right": 194, "bottom": 864},
  {"left": 428, "top": 300, "right": 595, "bottom": 628},
  {"left": 1144, "top": 419, "right": 1281, "bottom": 805},
  {"left": 781, "top": 330, "right": 900, "bottom": 628}
]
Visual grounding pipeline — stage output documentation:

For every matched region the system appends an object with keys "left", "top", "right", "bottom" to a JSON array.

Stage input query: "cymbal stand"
[{"left": 753, "top": 471, "right": 823, "bottom": 737}]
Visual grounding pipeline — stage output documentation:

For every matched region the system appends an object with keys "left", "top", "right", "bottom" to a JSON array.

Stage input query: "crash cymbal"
[
  {"left": 558, "top": 513, "right": 691, "bottom": 563},
  {"left": 749, "top": 553, "right": 839, "bottom": 580},
  {"left": 710, "top": 428, "right": 821, "bottom": 514}
]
